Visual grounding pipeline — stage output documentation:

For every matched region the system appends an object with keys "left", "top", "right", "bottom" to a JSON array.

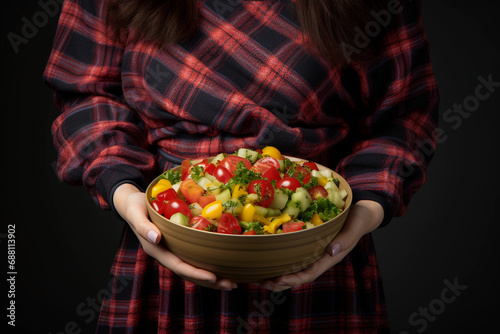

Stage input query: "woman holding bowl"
[{"left": 45, "top": 0, "right": 439, "bottom": 332}]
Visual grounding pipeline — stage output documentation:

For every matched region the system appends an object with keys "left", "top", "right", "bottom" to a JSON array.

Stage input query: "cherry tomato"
[
  {"left": 243, "top": 230, "right": 257, "bottom": 235},
  {"left": 190, "top": 216, "right": 216, "bottom": 232},
  {"left": 157, "top": 188, "right": 178, "bottom": 203},
  {"left": 150, "top": 199, "right": 165, "bottom": 215},
  {"left": 261, "top": 167, "right": 281, "bottom": 182},
  {"left": 308, "top": 185, "right": 328, "bottom": 201},
  {"left": 220, "top": 156, "right": 252, "bottom": 174},
  {"left": 275, "top": 177, "right": 302, "bottom": 191},
  {"left": 253, "top": 157, "right": 280, "bottom": 170},
  {"left": 204, "top": 163, "right": 216, "bottom": 175},
  {"left": 163, "top": 199, "right": 193, "bottom": 220},
  {"left": 214, "top": 165, "right": 233, "bottom": 183},
  {"left": 179, "top": 178, "right": 204, "bottom": 204},
  {"left": 290, "top": 165, "right": 311, "bottom": 184},
  {"left": 217, "top": 213, "right": 242, "bottom": 234},
  {"left": 282, "top": 221, "right": 305, "bottom": 233},
  {"left": 303, "top": 162, "right": 319, "bottom": 171},
  {"left": 181, "top": 159, "right": 191, "bottom": 181},
  {"left": 250, "top": 161, "right": 272, "bottom": 175},
  {"left": 247, "top": 179, "right": 275, "bottom": 208}
]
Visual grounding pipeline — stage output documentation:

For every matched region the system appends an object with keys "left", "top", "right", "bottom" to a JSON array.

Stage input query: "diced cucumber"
[
  {"left": 266, "top": 208, "right": 281, "bottom": 217},
  {"left": 245, "top": 193, "right": 259, "bottom": 204},
  {"left": 237, "top": 148, "right": 260, "bottom": 163},
  {"left": 311, "top": 170, "right": 323, "bottom": 179},
  {"left": 324, "top": 180, "right": 340, "bottom": 192},
  {"left": 327, "top": 189, "right": 345, "bottom": 209},
  {"left": 282, "top": 206, "right": 300, "bottom": 219},
  {"left": 339, "top": 189, "right": 348, "bottom": 200},
  {"left": 211, "top": 153, "right": 225, "bottom": 164},
  {"left": 223, "top": 198, "right": 243, "bottom": 216},
  {"left": 269, "top": 189, "right": 288, "bottom": 210},
  {"left": 206, "top": 180, "right": 222, "bottom": 195},
  {"left": 290, "top": 188, "right": 312, "bottom": 212},
  {"left": 320, "top": 169, "right": 334, "bottom": 178},
  {"left": 171, "top": 181, "right": 181, "bottom": 194},
  {"left": 205, "top": 174, "right": 217, "bottom": 182},
  {"left": 189, "top": 203, "right": 203, "bottom": 216},
  {"left": 295, "top": 186, "right": 311, "bottom": 197},
  {"left": 215, "top": 188, "right": 231, "bottom": 203},
  {"left": 169, "top": 212, "right": 190, "bottom": 227},
  {"left": 196, "top": 177, "right": 212, "bottom": 190},
  {"left": 254, "top": 205, "right": 268, "bottom": 217},
  {"left": 277, "top": 159, "right": 285, "bottom": 172}
]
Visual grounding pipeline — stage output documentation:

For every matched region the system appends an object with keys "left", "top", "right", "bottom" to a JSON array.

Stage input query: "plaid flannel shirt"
[{"left": 44, "top": 0, "right": 438, "bottom": 332}]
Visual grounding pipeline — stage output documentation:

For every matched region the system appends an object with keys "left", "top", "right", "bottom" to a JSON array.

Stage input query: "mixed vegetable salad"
[{"left": 149, "top": 146, "right": 348, "bottom": 235}]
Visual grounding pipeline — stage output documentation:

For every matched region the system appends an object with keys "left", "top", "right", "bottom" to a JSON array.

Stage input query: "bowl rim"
[{"left": 145, "top": 155, "right": 352, "bottom": 237}]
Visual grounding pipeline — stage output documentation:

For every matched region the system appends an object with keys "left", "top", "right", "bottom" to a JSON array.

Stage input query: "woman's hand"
[
  {"left": 257, "top": 200, "right": 384, "bottom": 292},
  {"left": 113, "top": 183, "right": 237, "bottom": 290}
]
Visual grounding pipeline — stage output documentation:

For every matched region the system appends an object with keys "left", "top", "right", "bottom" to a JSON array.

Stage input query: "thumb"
[
  {"left": 115, "top": 184, "right": 163, "bottom": 245},
  {"left": 126, "top": 197, "right": 163, "bottom": 245},
  {"left": 325, "top": 200, "right": 383, "bottom": 258},
  {"left": 325, "top": 206, "right": 366, "bottom": 257}
]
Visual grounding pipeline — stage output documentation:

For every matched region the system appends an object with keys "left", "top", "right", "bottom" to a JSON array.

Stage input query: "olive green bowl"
[{"left": 146, "top": 157, "right": 352, "bottom": 283}]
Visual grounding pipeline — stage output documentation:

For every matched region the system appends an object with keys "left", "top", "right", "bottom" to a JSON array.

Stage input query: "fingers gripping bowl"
[{"left": 145, "top": 148, "right": 352, "bottom": 283}]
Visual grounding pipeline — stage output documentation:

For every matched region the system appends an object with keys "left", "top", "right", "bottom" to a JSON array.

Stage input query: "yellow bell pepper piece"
[
  {"left": 201, "top": 200, "right": 223, "bottom": 220},
  {"left": 312, "top": 212, "right": 324, "bottom": 226},
  {"left": 151, "top": 179, "right": 172, "bottom": 198},
  {"left": 232, "top": 184, "right": 247, "bottom": 199},
  {"left": 253, "top": 214, "right": 270, "bottom": 225},
  {"left": 317, "top": 177, "right": 329, "bottom": 187},
  {"left": 263, "top": 213, "right": 291, "bottom": 234},
  {"left": 239, "top": 203, "right": 255, "bottom": 222}
]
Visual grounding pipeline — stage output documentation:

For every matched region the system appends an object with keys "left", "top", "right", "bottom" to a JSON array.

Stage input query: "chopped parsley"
[
  {"left": 160, "top": 169, "right": 181, "bottom": 184},
  {"left": 190, "top": 165, "right": 204, "bottom": 182},
  {"left": 299, "top": 197, "right": 342, "bottom": 222},
  {"left": 303, "top": 176, "right": 318, "bottom": 189},
  {"left": 224, "top": 162, "right": 263, "bottom": 189},
  {"left": 239, "top": 221, "right": 264, "bottom": 235}
]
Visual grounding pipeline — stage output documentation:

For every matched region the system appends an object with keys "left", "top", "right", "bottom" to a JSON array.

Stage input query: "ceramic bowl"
[{"left": 146, "top": 157, "right": 352, "bottom": 283}]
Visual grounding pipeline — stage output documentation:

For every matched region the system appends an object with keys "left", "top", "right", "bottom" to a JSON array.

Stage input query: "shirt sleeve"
[
  {"left": 336, "top": 0, "right": 440, "bottom": 227},
  {"left": 44, "top": 0, "right": 157, "bottom": 210}
]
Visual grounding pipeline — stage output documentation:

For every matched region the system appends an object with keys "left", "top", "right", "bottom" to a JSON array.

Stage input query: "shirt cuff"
[
  {"left": 96, "top": 164, "right": 148, "bottom": 218},
  {"left": 351, "top": 189, "right": 395, "bottom": 228}
]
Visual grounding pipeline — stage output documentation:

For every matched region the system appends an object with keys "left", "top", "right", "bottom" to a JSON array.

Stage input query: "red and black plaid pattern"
[
  {"left": 45, "top": 0, "right": 438, "bottom": 332},
  {"left": 99, "top": 226, "right": 388, "bottom": 333}
]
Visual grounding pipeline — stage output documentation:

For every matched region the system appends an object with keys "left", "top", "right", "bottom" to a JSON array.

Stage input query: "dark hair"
[{"left": 107, "top": 0, "right": 387, "bottom": 65}]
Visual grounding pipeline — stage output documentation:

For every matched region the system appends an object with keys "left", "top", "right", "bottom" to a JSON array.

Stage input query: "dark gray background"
[{"left": 1, "top": 1, "right": 499, "bottom": 333}]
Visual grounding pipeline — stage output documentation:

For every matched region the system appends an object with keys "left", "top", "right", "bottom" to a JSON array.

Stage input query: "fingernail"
[
  {"left": 147, "top": 230, "right": 159, "bottom": 244},
  {"left": 329, "top": 243, "right": 341, "bottom": 257},
  {"left": 276, "top": 281, "right": 287, "bottom": 286}
]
